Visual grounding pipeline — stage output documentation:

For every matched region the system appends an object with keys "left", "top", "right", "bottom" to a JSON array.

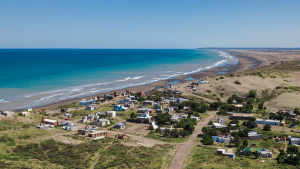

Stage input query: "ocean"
[{"left": 0, "top": 49, "right": 238, "bottom": 110}]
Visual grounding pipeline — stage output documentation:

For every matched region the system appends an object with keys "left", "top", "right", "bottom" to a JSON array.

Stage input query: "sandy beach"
[{"left": 36, "top": 50, "right": 259, "bottom": 110}]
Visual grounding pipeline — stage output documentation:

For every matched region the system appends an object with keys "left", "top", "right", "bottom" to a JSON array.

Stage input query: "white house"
[
  {"left": 212, "top": 123, "right": 225, "bottom": 128},
  {"left": 150, "top": 122, "right": 158, "bottom": 130},
  {"left": 115, "top": 123, "right": 126, "bottom": 129},
  {"left": 86, "top": 105, "right": 96, "bottom": 110},
  {"left": 107, "top": 111, "right": 116, "bottom": 117},
  {"left": 190, "top": 116, "right": 199, "bottom": 120},
  {"left": 180, "top": 114, "right": 188, "bottom": 119},
  {"left": 94, "top": 118, "right": 110, "bottom": 127},
  {"left": 1, "top": 111, "right": 15, "bottom": 116},
  {"left": 137, "top": 112, "right": 152, "bottom": 119}
]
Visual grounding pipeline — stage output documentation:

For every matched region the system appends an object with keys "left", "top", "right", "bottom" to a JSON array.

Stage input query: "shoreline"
[{"left": 35, "top": 51, "right": 258, "bottom": 110}]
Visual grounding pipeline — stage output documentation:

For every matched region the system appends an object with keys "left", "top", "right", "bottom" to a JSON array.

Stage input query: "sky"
[{"left": 0, "top": 0, "right": 300, "bottom": 49}]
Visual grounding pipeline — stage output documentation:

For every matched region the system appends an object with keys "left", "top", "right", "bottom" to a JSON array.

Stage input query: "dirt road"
[
  {"left": 180, "top": 86, "right": 216, "bottom": 103},
  {"left": 169, "top": 111, "right": 215, "bottom": 169}
]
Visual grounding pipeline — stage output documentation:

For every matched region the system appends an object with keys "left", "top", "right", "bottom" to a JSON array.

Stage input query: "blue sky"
[{"left": 0, "top": 0, "right": 299, "bottom": 48}]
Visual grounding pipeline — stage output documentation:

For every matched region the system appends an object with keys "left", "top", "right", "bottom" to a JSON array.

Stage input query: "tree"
[
  {"left": 254, "top": 150, "right": 260, "bottom": 159},
  {"left": 243, "top": 139, "right": 248, "bottom": 148},
  {"left": 203, "top": 135, "right": 214, "bottom": 145},
  {"left": 208, "top": 121, "right": 213, "bottom": 125},
  {"left": 201, "top": 126, "right": 210, "bottom": 134},
  {"left": 277, "top": 114, "right": 284, "bottom": 122},
  {"left": 258, "top": 102, "right": 264, "bottom": 110},
  {"left": 130, "top": 112, "right": 136, "bottom": 118},
  {"left": 248, "top": 90, "right": 257, "bottom": 98},
  {"left": 227, "top": 97, "right": 233, "bottom": 104},
  {"left": 247, "top": 121, "right": 257, "bottom": 129},
  {"left": 294, "top": 108, "right": 300, "bottom": 115},
  {"left": 263, "top": 124, "right": 271, "bottom": 131},
  {"left": 234, "top": 136, "right": 240, "bottom": 147}
]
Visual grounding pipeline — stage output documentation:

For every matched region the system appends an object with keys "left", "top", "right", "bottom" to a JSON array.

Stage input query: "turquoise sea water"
[{"left": 0, "top": 49, "right": 237, "bottom": 110}]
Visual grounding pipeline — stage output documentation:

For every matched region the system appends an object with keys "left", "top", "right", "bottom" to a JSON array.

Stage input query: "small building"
[
  {"left": 114, "top": 105, "right": 128, "bottom": 111},
  {"left": 217, "top": 117, "right": 225, "bottom": 124},
  {"left": 211, "top": 135, "right": 233, "bottom": 143},
  {"left": 137, "top": 92, "right": 145, "bottom": 97},
  {"left": 212, "top": 123, "right": 225, "bottom": 128},
  {"left": 88, "top": 130, "right": 110, "bottom": 139},
  {"left": 77, "top": 126, "right": 100, "bottom": 135},
  {"left": 97, "top": 112, "right": 106, "bottom": 116},
  {"left": 107, "top": 111, "right": 116, "bottom": 117},
  {"left": 19, "top": 111, "right": 30, "bottom": 117},
  {"left": 291, "top": 138, "right": 300, "bottom": 145},
  {"left": 63, "top": 124, "right": 77, "bottom": 131},
  {"left": 180, "top": 114, "right": 188, "bottom": 119},
  {"left": 149, "top": 122, "right": 158, "bottom": 130},
  {"left": 94, "top": 118, "right": 110, "bottom": 127},
  {"left": 118, "top": 134, "right": 127, "bottom": 139},
  {"left": 86, "top": 105, "right": 96, "bottom": 110},
  {"left": 143, "top": 100, "right": 154, "bottom": 106},
  {"left": 229, "top": 113, "right": 254, "bottom": 120},
  {"left": 190, "top": 116, "right": 199, "bottom": 120},
  {"left": 37, "top": 123, "right": 51, "bottom": 130},
  {"left": 156, "top": 109, "right": 163, "bottom": 113},
  {"left": 137, "top": 112, "right": 152, "bottom": 120},
  {"left": 177, "top": 98, "right": 188, "bottom": 103},
  {"left": 260, "top": 149, "right": 273, "bottom": 158},
  {"left": 137, "top": 108, "right": 154, "bottom": 113},
  {"left": 115, "top": 123, "right": 126, "bottom": 129},
  {"left": 290, "top": 113, "right": 296, "bottom": 120},
  {"left": 79, "top": 99, "right": 94, "bottom": 106},
  {"left": 216, "top": 149, "right": 235, "bottom": 159},
  {"left": 248, "top": 131, "right": 261, "bottom": 140},
  {"left": 2, "top": 111, "right": 15, "bottom": 116},
  {"left": 166, "top": 107, "right": 174, "bottom": 114},
  {"left": 244, "top": 147, "right": 251, "bottom": 155}
]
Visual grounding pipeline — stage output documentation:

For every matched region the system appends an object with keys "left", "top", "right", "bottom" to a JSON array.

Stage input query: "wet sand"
[{"left": 36, "top": 52, "right": 257, "bottom": 110}]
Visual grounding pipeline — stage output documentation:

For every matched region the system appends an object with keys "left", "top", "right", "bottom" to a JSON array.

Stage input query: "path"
[
  {"left": 180, "top": 86, "right": 216, "bottom": 103},
  {"left": 169, "top": 111, "right": 215, "bottom": 169}
]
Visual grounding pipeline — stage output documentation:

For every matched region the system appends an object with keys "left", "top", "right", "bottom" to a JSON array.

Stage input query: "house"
[
  {"left": 59, "top": 121, "right": 73, "bottom": 127},
  {"left": 88, "top": 130, "right": 111, "bottom": 139},
  {"left": 1, "top": 111, "right": 15, "bottom": 116},
  {"left": 138, "top": 92, "right": 145, "bottom": 97},
  {"left": 137, "top": 108, "right": 154, "bottom": 113},
  {"left": 78, "top": 126, "right": 100, "bottom": 135},
  {"left": 177, "top": 98, "right": 188, "bottom": 103},
  {"left": 260, "top": 149, "right": 273, "bottom": 158},
  {"left": 244, "top": 147, "right": 251, "bottom": 155},
  {"left": 19, "top": 111, "right": 30, "bottom": 117},
  {"left": 39, "top": 117, "right": 57, "bottom": 126},
  {"left": 198, "top": 79, "right": 206, "bottom": 84},
  {"left": 115, "top": 123, "right": 126, "bottom": 129},
  {"left": 212, "top": 123, "right": 225, "bottom": 128},
  {"left": 143, "top": 100, "right": 154, "bottom": 106},
  {"left": 118, "top": 134, "right": 127, "bottom": 139},
  {"left": 217, "top": 117, "right": 225, "bottom": 124},
  {"left": 269, "top": 111, "right": 277, "bottom": 115},
  {"left": 171, "top": 114, "right": 180, "bottom": 121},
  {"left": 149, "top": 122, "right": 158, "bottom": 130},
  {"left": 97, "top": 112, "right": 106, "bottom": 116},
  {"left": 291, "top": 138, "right": 300, "bottom": 145},
  {"left": 190, "top": 116, "right": 199, "bottom": 120},
  {"left": 230, "top": 124, "right": 236, "bottom": 127},
  {"left": 154, "top": 104, "right": 162, "bottom": 110},
  {"left": 107, "top": 111, "right": 116, "bottom": 117},
  {"left": 27, "top": 108, "right": 32, "bottom": 112},
  {"left": 156, "top": 109, "right": 163, "bottom": 113},
  {"left": 290, "top": 113, "right": 296, "bottom": 120},
  {"left": 180, "top": 114, "right": 188, "bottom": 119},
  {"left": 211, "top": 135, "right": 233, "bottom": 143},
  {"left": 79, "top": 99, "right": 94, "bottom": 106},
  {"left": 229, "top": 113, "right": 254, "bottom": 120},
  {"left": 137, "top": 112, "right": 152, "bottom": 120},
  {"left": 113, "top": 105, "right": 128, "bottom": 111},
  {"left": 62, "top": 124, "right": 77, "bottom": 131},
  {"left": 255, "top": 119, "right": 279, "bottom": 125},
  {"left": 124, "top": 102, "right": 133, "bottom": 107},
  {"left": 37, "top": 123, "right": 51, "bottom": 130},
  {"left": 248, "top": 131, "right": 261, "bottom": 140},
  {"left": 166, "top": 107, "right": 174, "bottom": 114},
  {"left": 94, "top": 118, "right": 110, "bottom": 127},
  {"left": 217, "top": 149, "right": 235, "bottom": 159},
  {"left": 82, "top": 116, "right": 88, "bottom": 123},
  {"left": 86, "top": 105, "right": 96, "bottom": 110}
]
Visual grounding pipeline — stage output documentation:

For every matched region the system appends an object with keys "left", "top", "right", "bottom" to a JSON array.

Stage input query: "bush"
[
  {"left": 208, "top": 121, "right": 213, "bottom": 125},
  {"left": 202, "top": 135, "right": 213, "bottom": 145},
  {"left": 234, "top": 80, "right": 241, "bottom": 85},
  {"left": 263, "top": 124, "right": 271, "bottom": 131}
]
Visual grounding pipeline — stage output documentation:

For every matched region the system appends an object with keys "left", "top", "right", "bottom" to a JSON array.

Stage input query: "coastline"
[{"left": 36, "top": 51, "right": 257, "bottom": 110}]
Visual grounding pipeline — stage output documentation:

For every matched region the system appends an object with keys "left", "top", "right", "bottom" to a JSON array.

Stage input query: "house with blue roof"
[{"left": 255, "top": 119, "right": 279, "bottom": 125}]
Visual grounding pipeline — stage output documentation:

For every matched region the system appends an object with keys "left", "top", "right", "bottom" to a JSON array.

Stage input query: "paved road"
[{"left": 169, "top": 111, "right": 215, "bottom": 169}]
